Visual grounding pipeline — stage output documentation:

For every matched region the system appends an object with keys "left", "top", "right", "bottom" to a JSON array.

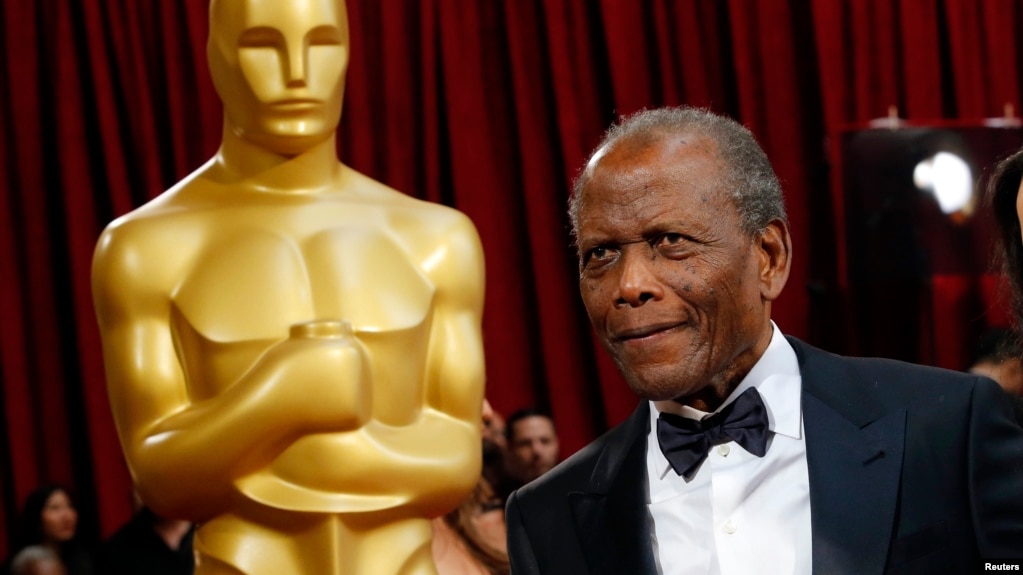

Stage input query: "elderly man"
[{"left": 506, "top": 107, "right": 1023, "bottom": 574}]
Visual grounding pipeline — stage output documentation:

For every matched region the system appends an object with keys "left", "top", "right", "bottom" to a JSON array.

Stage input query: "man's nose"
[{"left": 614, "top": 247, "right": 663, "bottom": 307}]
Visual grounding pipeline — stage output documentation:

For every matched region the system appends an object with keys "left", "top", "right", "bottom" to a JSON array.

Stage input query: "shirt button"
[
  {"left": 717, "top": 444, "right": 730, "bottom": 457},
  {"left": 722, "top": 520, "right": 737, "bottom": 535}
]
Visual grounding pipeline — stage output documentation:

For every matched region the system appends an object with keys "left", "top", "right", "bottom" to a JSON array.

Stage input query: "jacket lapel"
[
  {"left": 789, "top": 337, "right": 905, "bottom": 575},
  {"left": 569, "top": 403, "right": 659, "bottom": 575}
]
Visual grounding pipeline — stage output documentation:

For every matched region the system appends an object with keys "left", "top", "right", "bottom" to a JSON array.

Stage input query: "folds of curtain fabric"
[{"left": 1, "top": 0, "right": 1020, "bottom": 556}]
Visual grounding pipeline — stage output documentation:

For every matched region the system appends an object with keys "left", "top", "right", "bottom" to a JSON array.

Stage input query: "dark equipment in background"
[{"left": 830, "top": 122, "right": 1023, "bottom": 369}]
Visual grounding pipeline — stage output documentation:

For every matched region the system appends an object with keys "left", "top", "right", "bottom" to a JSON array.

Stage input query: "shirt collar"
[{"left": 647, "top": 322, "right": 803, "bottom": 480}]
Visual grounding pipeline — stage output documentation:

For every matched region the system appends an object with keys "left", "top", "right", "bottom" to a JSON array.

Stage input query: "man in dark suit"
[{"left": 506, "top": 107, "right": 1023, "bottom": 574}]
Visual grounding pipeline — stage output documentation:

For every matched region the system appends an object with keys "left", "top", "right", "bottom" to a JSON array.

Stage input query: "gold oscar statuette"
[{"left": 91, "top": 1, "right": 486, "bottom": 573}]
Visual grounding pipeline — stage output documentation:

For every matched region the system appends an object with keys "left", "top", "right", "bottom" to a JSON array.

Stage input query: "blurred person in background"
[
  {"left": 984, "top": 148, "right": 1023, "bottom": 426},
  {"left": 3, "top": 485, "right": 96, "bottom": 575},
  {"left": 480, "top": 401, "right": 509, "bottom": 502},
  {"left": 988, "top": 148, "right": 1023, "bottom": 332},
  {"left": 102, "top": 490, "right": 194, "bottom": 575},
  {"left": 968, "top": 328, "right": 1023, "bottom": 398},
  {"left": 431, "top": 399, "right": 509, "bottom": 575},
  {"left": 431, "top": 479, "right": 508, "bottom": 575},
  {"left": 503, "top": 408, "right": 560, "bottom": 487},
  {"left": 9, "top": 546, "right": 65, "bottom": 575}
]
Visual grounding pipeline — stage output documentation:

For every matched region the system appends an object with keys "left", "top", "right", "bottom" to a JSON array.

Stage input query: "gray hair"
[
  {"left": 569, "top": 106, "right": 787, "bottom": 239},
  {"left": 11, "top": 546, "right": 64, "bottom": 575}
]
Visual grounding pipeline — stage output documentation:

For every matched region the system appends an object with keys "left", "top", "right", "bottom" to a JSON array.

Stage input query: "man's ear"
[{"left": 756, "top": 218, "right": 792, "bottom": 302}]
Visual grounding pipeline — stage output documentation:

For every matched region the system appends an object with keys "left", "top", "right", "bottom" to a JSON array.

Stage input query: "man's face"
[
  {"left": 507, "top": 416, "right": 559, "bottom": 483},
  {"left": 208, "top": 0, "right": 349, "bottom": 155},
  {"left": 575, "top": 133, "right": 777, "bottom": 403}
]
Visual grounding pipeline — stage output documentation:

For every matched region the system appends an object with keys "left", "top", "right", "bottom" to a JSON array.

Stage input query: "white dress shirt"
[{"left": 646, "top": 323, "right": 812, "bottom": 575}]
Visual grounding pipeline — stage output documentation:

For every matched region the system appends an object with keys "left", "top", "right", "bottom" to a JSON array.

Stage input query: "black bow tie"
[{"left": 656, "top": 387, "right": 771, "bottom": 480}]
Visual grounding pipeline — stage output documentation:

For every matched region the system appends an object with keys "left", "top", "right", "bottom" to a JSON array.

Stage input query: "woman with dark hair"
[
  {"left": 985, "top": 149, "right": 1023, "bottom": 424},
  {"left": 431, "top": 399, "right": 510, "bottom": 575},
  {"left": 988, "top": 147, "right": 1023, "bottom": 326},
  {"left": 4, "top": 485, "right": 97, "bottom": 575},
  {"left": 431, "top": 477, "right": 509, "bottom": 575}
]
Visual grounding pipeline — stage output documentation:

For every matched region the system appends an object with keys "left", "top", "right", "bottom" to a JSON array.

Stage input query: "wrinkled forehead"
[
  {"left": 210, "top": 0, "right": 348, "bottom": 41},
  {"left": 581, "top": 133, "right": 724, "bottom": 203}
]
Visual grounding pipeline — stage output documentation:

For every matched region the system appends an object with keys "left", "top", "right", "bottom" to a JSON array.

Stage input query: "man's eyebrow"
[
  {"left": 576, "top": 237, "right": 625, "bottom": 254},
  {"left": 642, "top": 217, "right": 713, "bottom": 238}
]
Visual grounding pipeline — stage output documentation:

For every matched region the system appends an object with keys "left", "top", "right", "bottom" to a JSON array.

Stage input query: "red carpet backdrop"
[{"left": 1, "top": 0, "right": 1021, "bottom": 553}]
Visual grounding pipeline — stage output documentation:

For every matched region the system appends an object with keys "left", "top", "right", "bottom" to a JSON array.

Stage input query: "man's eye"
[
  {"left": 655, "top": 233, "right": 684, "bottom": 246},
  {"left": 653, "top": 233, "right": 692, "bottom": 257},
  {"left": 582, "top": 246, "right": 616, "bottom": 269}
]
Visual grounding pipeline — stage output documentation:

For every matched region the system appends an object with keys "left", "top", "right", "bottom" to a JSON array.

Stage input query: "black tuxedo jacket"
[{"left": 507, "top": 337, "right": 1023, "bottom": 574}]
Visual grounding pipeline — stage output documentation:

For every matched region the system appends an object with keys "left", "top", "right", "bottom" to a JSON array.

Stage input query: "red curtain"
[{"left": 2, "top": 0, "right": 1020, "bottom": 555}]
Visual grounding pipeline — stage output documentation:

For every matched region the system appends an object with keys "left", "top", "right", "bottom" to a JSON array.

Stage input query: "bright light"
[{"left": 913, "top": 152, "right": 974, "bottom": 215}]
